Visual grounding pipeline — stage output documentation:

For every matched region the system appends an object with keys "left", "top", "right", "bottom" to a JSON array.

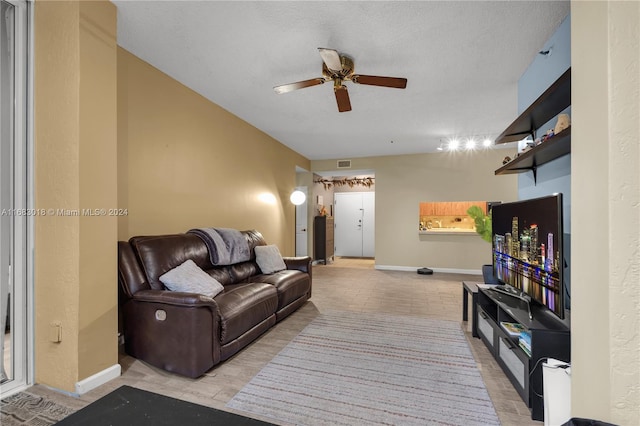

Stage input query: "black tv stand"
[
  {"left": 475, "top": 285, "right": 570, "bottom": 421},
  {"left": 489, "top": 285, "right": 533, "bottom": 319},
  {"left": 491, "top": 284, "right": 520, "bottom": 295}
]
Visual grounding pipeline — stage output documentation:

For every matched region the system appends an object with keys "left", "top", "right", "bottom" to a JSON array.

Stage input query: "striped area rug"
[{"left": 227, "top": 311, "right": 499, "bottom": 425}]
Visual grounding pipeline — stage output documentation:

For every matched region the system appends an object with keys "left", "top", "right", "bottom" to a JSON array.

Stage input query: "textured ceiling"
[{"left": 113, "top": 1, "right": 570, "bottom": 161}]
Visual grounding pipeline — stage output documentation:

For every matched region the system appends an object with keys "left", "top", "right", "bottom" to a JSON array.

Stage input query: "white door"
[
  {"left": 362, "top": 192, "right": 375, "bottom": 257},
  {"left": 334, "top": 192, "right": 375, "bottom": 257},
  {"left": 294, "top": 186, "right": 308, "bottom": 257}
]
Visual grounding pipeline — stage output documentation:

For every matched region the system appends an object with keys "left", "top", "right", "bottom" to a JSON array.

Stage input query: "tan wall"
[
  {"left": 117, "top": 48, "right": 310, "bottom": 255},
  {"left": 571, "top": 1, "right": 640, "bottom": 423},
  {"left": 312, "top": 149, "right": 518, "bottom": 271},
  {"left": 34, "top": 0, "right": 118, "bottom": 391},
  {"left": 34, "top": 2, "right": 309, "bottom": 393}
]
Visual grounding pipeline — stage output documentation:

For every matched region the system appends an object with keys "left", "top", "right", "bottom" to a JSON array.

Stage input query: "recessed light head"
[
  {"left": 483, "top": 138, "right": 492, "bottom": 147},
  {"left": 448, "top": 138, "right": 460, "bottom": 151},
  {"left": 465, "top": 138, "right": 476, "bottom": 150}
]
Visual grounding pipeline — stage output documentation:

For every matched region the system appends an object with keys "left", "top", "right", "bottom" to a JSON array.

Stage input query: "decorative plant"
[{"left": 467, "top": 205, "right": 492, "bottom": 243}]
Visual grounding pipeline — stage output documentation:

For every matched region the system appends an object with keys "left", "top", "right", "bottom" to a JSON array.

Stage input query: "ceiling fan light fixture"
[
  {"left": 273, "top": 48, "right": 407, "bottom": 112},
  {"left": 318, "top": 47, "right": 343, "bottom": 72}
]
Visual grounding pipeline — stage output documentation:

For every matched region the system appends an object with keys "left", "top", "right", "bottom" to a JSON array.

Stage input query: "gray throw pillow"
[
  {"left": 159, "top": 259, "right": 224, "bottom": 298},
  {"left": 255, "top": 245, "right": 287, "bottom": 274}
]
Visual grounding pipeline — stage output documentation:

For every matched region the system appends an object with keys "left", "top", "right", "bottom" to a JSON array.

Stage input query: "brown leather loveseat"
[{"left": 117, "top": 229, "right": 311, "bottom": 378}]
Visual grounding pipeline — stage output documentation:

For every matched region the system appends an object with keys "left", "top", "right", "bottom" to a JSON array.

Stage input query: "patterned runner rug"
[{"left": 227, "top": 311, "right": 500, "bottom": 425}]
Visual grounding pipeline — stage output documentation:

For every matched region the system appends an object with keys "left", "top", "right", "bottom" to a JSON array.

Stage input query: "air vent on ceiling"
[{"left": 337, "top": 160, "right": 352, "bottom": 169}]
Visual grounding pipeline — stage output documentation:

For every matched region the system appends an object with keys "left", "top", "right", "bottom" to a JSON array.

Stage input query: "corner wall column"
[
  {"left": 34, "top": 0, "right": 118, "bottom": 393},
  {"left": 571, "top": 1, "right": 640, "bottom": 423}
]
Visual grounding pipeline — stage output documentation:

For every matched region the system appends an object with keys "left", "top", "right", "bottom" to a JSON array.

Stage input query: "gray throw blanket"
[{"left": 187, "top": 228, "right": 250, "bottom": 266}]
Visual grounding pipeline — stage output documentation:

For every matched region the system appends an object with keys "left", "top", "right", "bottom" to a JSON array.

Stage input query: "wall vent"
[{"left": 337, "top": 159, "right": 352, "bottom": 169}]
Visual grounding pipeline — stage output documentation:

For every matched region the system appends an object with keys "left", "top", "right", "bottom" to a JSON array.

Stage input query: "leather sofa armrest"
[
  {"left": 283, "top": 256, "right": 312, "bottom": 299},
  {"left": 283, "top": 256, "right": 312, "bottom": 274},
  {"left": 132, "top": 289, "right": 219, "bottom": 309},
  {"left": 123, "top": 289, "right": 221, "bottom": 378}
]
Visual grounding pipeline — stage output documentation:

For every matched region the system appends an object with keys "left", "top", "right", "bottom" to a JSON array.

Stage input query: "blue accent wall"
[
  {"left": 516, "top": 13, "right": 571, "bottom": 230},
  {"left": 516, "top": 14, "right": 571, "bottom": 312},
  {"left": 518, "top": 15, "right": 572, "bottom": 114}
]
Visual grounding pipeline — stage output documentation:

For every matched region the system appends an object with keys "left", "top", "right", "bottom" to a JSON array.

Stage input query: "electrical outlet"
[{"left": 49, "top": 322, "right": 62, "bottom": 343}]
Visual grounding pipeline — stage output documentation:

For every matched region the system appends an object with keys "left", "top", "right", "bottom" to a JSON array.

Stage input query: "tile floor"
[{"left": 19, "top": 257, "right": 541, "bottom": 425}]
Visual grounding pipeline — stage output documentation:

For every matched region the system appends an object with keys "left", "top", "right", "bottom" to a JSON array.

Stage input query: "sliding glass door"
[{"left": 1, "top": 0, "right": 30, "bottom": 397}]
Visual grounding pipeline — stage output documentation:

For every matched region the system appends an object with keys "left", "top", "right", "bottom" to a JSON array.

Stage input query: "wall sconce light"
[{"left": 290, "top": 190, "right": 306, "bottom": 206}]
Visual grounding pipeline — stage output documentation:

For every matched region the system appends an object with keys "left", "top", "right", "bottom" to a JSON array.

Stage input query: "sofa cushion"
[
  {"left": 254, "top": 245, "right": 287, "bottom": 274},
  {"left": 129, "top": 230, "right": 268, "bottom": 290},
  {"left": 251, "top": 270, "right": 310, "bottom": 310},
  {"left": 130, "top": 234, "right": 215, "bottom": 290},
  {"left": 228, "top": 262, "right": 260, "bottom": 283},
  {"left": 215, "top": 283, "right": 278, "bottom": 344},
  {"left": 159, "top": 259, "right": 224, "bottom": 298}
]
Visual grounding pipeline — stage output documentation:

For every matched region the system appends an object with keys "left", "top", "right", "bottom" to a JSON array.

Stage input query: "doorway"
[{"left": 334, "top": 192, "right": 375, "bottom": 258}]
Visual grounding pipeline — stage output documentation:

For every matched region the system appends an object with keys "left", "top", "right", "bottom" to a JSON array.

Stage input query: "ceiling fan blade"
[
  {"left": 351, "top": 74, "right": 407, "bottom": 89},
  {"left": 318, "top": 48, "right": 343, "bottom": 72},
  {"left": 274, "top": 78, "right": 325, "bottom": 94},
  {"left": 334, "top": 85, "right": 352, "bottom": 112}
]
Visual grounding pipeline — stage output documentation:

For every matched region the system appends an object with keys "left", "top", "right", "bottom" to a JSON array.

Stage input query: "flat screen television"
[{"left": 492, "top": 194, "right": 564, "bottom": 318}]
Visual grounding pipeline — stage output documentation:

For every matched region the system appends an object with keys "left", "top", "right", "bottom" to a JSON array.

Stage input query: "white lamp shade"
[{"left": 290, "top": 190, "right": 306, "bottom": 205}]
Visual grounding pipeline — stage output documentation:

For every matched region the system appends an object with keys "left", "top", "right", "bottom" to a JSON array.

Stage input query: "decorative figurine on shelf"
[
  {"left": 502, "top": 156, "right": 512, "bottom": 165},
  {"left": 521, "top": 140, "right": 536, "bottom": 153},
  {"left": 554, "top": 113, "right": 570, "bottom": 134},
  {"left": 541, "top": 128, "right": 555, "bottom": 143}
]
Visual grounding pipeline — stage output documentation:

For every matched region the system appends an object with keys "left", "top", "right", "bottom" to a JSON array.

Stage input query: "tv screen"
[{"left": 492, "top": 194, "right": 564, "bottom": 318}]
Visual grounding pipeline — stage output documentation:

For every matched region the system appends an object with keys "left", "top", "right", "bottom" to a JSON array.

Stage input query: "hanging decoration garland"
[{"left": 314, "top": 177, "right": 374, "bottom": 190}]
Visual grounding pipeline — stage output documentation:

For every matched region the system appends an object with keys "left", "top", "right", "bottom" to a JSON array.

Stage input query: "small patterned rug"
[
  {"left": 227, "top": 311, "right": 500, "bottom": 425},
  {"left": 1, "top": 391, "right": 75, "bottom": 425}
]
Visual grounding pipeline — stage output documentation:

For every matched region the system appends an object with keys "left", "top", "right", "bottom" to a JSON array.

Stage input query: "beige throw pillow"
[
  {"left": 159, "top": 259, "right": 224, "bottom": 298},
  {"left": 255, "top": 245, "right": 287, "bottom": 274}
]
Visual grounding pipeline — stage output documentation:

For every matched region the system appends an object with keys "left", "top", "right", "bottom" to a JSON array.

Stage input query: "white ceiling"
[{"left": 113, "top": 1, "right": 570, "bottom": 161}]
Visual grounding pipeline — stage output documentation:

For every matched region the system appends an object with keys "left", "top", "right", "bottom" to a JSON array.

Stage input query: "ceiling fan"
[{"left": 273, "top": 48, "right": 408, "bottom": 112}]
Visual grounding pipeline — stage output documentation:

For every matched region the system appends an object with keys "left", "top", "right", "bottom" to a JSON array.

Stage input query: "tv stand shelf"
[{"left": 475, "top": 285, "right": 570, "bottom": 421}]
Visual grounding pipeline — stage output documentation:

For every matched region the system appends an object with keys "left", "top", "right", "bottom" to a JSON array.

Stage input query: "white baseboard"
[
  {"left": 75, "top": 364, "right": 121, "bottom": 395},
  {"left": 430, "top": 267, "right": 482, "bottom": 275},
  {"left": 375, "top": 265, "right": 482, "bottom": 275}
]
